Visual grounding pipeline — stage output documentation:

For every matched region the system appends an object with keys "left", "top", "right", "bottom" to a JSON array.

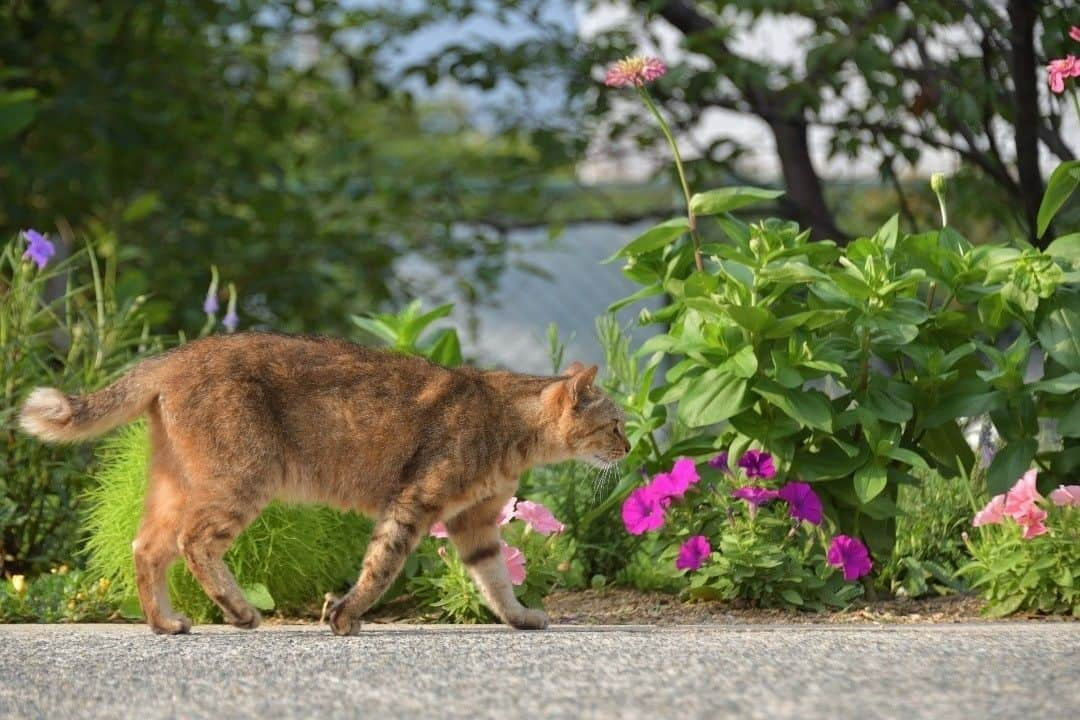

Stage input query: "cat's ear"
[
  {"left": 562, "top": 361, "right": 586, "bottom": 377},
  {"left": 566, "top": 364, "right": 598, "bottom": 405}
]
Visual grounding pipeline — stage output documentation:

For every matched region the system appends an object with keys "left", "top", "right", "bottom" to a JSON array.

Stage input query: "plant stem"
[{"left": 638, "top": 86, "right": 703, "bottom": 272}]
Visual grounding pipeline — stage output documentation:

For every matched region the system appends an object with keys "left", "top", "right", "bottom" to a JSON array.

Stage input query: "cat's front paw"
[
  {"left": 328, "top": 599, "right": 362, "bottom": 636},
  {"left": 508, "top": 608, "right": 549, "bottom": 630}
]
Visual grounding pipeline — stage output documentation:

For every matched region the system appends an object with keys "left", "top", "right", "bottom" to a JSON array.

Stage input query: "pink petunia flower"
[
  {"left": 1070, "top": 26, "right": 1080, "bottom": 43},
  {"left": 1047, "top": 55, "right": 1080, "bottom": 94},
  {"left": 1003, "top": 469, "right": 1042, "bottom": 518},
  {"left": 738, "top": 450, "right": 776, "bottom": 480},
  {"left": 1012, "top": 504, "right": 1049, "bottom": 539},
  {"left": 972, "top": 494, "right": 1006, "bottom": 527},
  {"left": 777, "top": 481, "right": 823, "bottom": 525},
  {"left": 621, "top": 485, "right": 666, "bottom": 535},
  {"left": 498, "top": 496, "right": 518, "bottom": 526},
  {"left": 1049, "top": 485, "right": 1080, "bottom": 507},
  {"left": 649, "top": 458, "right": 700, "bottom": 501},
  {"left": 731, "top": 486, "right": 780, "bottom": 507},
  {"left": 675, "top": 535, "right": 711, "bottom": 571},
  {"left": 604, "top": 56, "right": 667, "bottom": 88},
  {"left": 827, "top": 535, "right": 873, "bottom": 581},
  {"left": 429, "top": 522, "right": 449, "bottom": 538},
  {"left": 514, "top": 500, "right": 565, "bottom": 535},
  {"left": 501, "top": 543, "right": 526, "bottom": 585}
]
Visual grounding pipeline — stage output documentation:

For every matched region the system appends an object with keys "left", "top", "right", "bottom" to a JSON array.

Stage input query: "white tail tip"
[{"left": 19, "top": 387, "right": 74, "bottom": 441}]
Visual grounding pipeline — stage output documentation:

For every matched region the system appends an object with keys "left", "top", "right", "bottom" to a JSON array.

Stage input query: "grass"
[{"left": 83, "top": 422, "right": 373, "bottom": 622}]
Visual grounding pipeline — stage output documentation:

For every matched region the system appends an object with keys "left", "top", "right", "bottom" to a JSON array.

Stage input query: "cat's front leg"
[{"left": 447, "top": 497, "right": 549, "bottom": 630}]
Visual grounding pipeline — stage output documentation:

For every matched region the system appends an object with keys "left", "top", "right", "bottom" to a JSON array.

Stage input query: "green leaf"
[
  {"left": 854, "top": 462, "right": 888, "bottom": 503},
  {"left": 678, "top": 369, "right": 749, "bottom": 427},
  {"left": 1037, "top": 296, "right": 1080, "bottom": 372},
  {"left": 1045, "top": 233, "right": 1080, "bottom": 266},
  {"left": 873, "top": 214, "right": 900, "bottom": 251},
  {"left": 611, "top": 217, "right": 690, "bottom": 259},
  {"left": 0, "top": 89, "right": 38, "bottom": 140},
  {"left": 121, "top": 192, "right": 161, "bottom": 223},
  {"left": 424, "top": 329, "right": 462, "bottom": 366},
  {"left": 753, "top": 379, "right": 833, "bottom": 431},
  {"left": 779, "top": 589, "right": 804, "bottom": 606},
  {"left": 608, "top": 283, "right": 663, "bottom": 313},
  {"left": 350, "top": 315, "right": 399, "bottom": 345},
  {"left": 689, "top": 186, "right": 784, "bottom": 216},
  {"left": 986, "top": 439, "right": 1037, "bottom": 495},
  {"left": 242, "top": 583, "right": 276, "bottom": 611},
  {"left": 117, "top": 595, "right": 144, "bottom": 620},
  {"left": 1057, "top": 402, "right": 1080, "bottom": 437},
  {"left": 1030, "top": 372, "right": 1080, "bottom": 395},
  {"left": 1037, "top": 161, "right": 1080, "bottom": 238},
  {"left": 883, "top": 446, "right": 930, "bottom": 470},
  {"left": 725, "top": 305, "right": 773, "bottom": 333},
  {"left": 721, "top": 345, "right": 758, "bottom": 379}
]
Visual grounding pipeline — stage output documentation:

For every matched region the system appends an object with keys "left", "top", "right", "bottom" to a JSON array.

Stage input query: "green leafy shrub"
[
  {"left": 83, "top": 423, "right": 372, "bottom": 622},
  {"left": 1, "top": 230, "right": 159, "bottom": 575},
  {"left": 961, "top": 502, "right": 1080, "bottom": 617},
  {"left": 598, "top": 77, "right": 1080, "bottom": 573},
  {"left": 0, "top": 567, "right": 117, "bottom": 623}
]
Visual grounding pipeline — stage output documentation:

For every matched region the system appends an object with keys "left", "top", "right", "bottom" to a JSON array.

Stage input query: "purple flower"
[
  {"left": 675, "top": 535, "right": 711, "bottom": 571},
  {"left": 738, "top": 450, "right": 776, "bottom": 480},
  {"left": 649, "top": 458, "right": 700, "bottom": 501},
  {"left": 203, "top": 290, "right": 219, "bottom": 315},
  {"left": 21, "top": 229, "right": 55, "bottom": 270},
  {"left": 731, "top": 486, "right": 780, "bottom": 507},
  {"left": 827, "top": 535, "right": 873, "bottom": 581},
  {"left": 223, "top": 307, "right": 239, "bottom": 332},
  {"left": 707, "top": 452, "right": 729, "bottom": 472},
  {"left": 777, "top": 481, "right": 823, "bottom": 525},
  {"left": 621, "top": 486, "right": 666, "bottom": 535}
]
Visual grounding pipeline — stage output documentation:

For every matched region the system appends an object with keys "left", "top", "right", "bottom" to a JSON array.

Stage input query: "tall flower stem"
[{"left": 637, "top": 86, "right": 703, "bottom": 272}]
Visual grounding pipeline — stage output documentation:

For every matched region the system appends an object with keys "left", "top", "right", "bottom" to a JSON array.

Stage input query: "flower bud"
[
  {"left": 930, "top": 173, "right": 946, "bottom": 194},
  {"left": 11, "top": 575, "right": 26, "bottom": 595}
]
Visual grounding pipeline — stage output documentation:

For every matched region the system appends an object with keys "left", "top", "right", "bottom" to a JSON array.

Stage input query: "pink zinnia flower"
[
  {"left": 675, "top": 535, "right": 711, "bottom": 571},
  {"left": 649, "top": 458, "right": 700, "bottom": 501},
  {"left": 1049, "top": 485, "right": 1080, "bottom": 507},
  {"left": 738, "top": 450, "right": 776, "bottom": 480},
  {"left": 604, "top": 56, "right": 666, "bottom": 88},
  {"left": 1070, "top": 26, "right": 1080, "bottom": 43},
  {"left": 972, "top": 494, "right": 1006, "bottom": 527},
  {"left": 621, "top": 485, "right": 666, "bottom": 535},
  {"left": 1003, "top": 469, "right": 1041, "bottom": 518},
  {"left": 1047, "top": 55, "right": 1080, "bottom": 94},
  {"left": 777, "top": 481, "right": 823, "bottom": 525},
  {"left": 731, "top": 486, "right": 780, "bottom": 507},
  {"left": 514, "top": 500, "right": 565, "bottom": 535},
  {"left": 827, "top": 535, "right": 873, "bottom": 581},
  {"left": 501, "top": 543, "right": 526, "bottom": 585},
  {"left": 429, "top": 522, "right": 449, "bottom": 538}
]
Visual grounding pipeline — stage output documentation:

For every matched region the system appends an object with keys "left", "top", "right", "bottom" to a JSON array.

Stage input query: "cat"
[{"left": 18, "top": 332, "right": 629, "bottom": 635}]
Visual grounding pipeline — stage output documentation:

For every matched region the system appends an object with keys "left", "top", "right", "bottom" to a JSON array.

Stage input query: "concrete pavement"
[{"left": 0, "top": 622, "right": 1076, "bottom": 719}]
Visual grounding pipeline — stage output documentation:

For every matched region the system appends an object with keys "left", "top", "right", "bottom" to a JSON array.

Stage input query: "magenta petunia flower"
[
  {"left": 501, "top": 542, "right": 526, "bottom": 585},
  {"left": 621, "top": 485, "right": 666, "bottom": 535},
  {"left": 777, "top": 481, "right": 823, "bottom": 525},
  {"left": 827, "top": 535, "right": 873, "bottom": 581},
  {"left": 708, "top": 452, "right": 729, "bottom": 472},
  {"left": 675, "top": 535, "right": 711, "bottom": 571},
  {"left": 21, "top": 229, "right": 55, "bottom": 270},
  {"left": 1047, "top": 55, "right": 1080, "bottom": 94},
  {"left": 1049, "top": 485, "right": 1080, "bottom": 507},
  {"left": 1070, "top": 26, "right": 1080, "bottom": 43},
  {"left": 731, "top": 486, "right": 780, "bottom": 507},
  {"left": 649, "top": 458, "right": 700, "bottom": 501},
  {"left": 429, "top": 522, "right": 449, "bottom": 538},
  {"left": 604, "top": 56, "right": 666, "bottom": 88},
  {"left": 738, "top": 450, "right": 776, "bottom": 480},
  {"left": 514, "top": 500, "right": 565, "bottom": 535}
]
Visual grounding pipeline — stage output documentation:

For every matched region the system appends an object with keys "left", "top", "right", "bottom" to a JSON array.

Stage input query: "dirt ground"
[{"left": 322, "top": 587, "right": 1074, "bottom": 626}]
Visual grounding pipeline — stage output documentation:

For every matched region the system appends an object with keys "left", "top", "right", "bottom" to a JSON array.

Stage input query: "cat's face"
[{"left": 545, "top": 363, "right": 630, "bottom": 466}]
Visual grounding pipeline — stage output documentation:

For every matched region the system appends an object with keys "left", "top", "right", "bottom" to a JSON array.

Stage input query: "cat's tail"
[{"left": 19, "top": 359, "right": 164, "bottom": 443}]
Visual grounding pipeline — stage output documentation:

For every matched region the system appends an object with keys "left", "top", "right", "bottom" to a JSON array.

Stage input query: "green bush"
[
  {"left": 1, "top": 230, "right": 159, "bottom": 576},
  {"left": 83, "top": 423, "right": 373, "bottom": 622},
  {"left": 0, "top": 567, "right": 117, "bottom": 623},
  {"left": 961, "top": 504, "right": 1080, "bottom": 617}
]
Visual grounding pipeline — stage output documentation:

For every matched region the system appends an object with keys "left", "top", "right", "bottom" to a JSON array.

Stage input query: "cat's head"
[{"left": 542, "top": 362, "right": 629, "bottom": 466}]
